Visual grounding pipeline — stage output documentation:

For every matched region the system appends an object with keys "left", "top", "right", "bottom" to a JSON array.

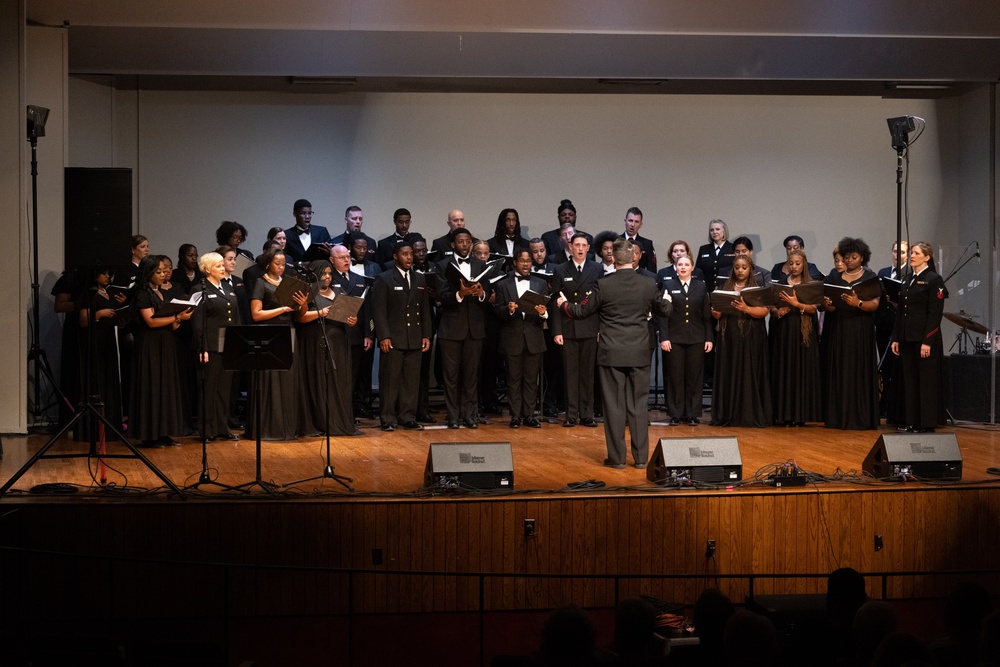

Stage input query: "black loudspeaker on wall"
[
  {"left": 424, "top": 442, "right": 514, "bottom": 490},
  {"left": 647, "top": 437, "right": 742, "bottom": 485},
  {"left": 64, "top": 167, "right": 132, "bottom": 274},
  {"left": 862, "top": 432, "right": 962, "bottom": 480}
]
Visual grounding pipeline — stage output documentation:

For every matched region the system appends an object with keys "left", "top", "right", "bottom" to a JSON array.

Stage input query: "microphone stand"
[
  {"left": 186, "top": 278, "right": 242, "bottom": 493},
  {"left": 284, "top": 280, "right": 354, "bottom": 491}
]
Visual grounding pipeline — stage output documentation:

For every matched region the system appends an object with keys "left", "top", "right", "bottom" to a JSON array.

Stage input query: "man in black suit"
[
  {"left": 541, "top": 199, "right": 593, "bottom": 259},
  {"left": 529, "top": 237, "right": 563, "bottom": 418},
  {"left": 620, "top": 206, "right": 657, "bottom": 273},
  {"left": 558, "top": 239, "right": 672, "bottom": 469},
  {"left": 331, "top": 205, "right": 377, "bottom": 261},
  {"left": 283, "top": 199, "right": 332, "bottom": 263},
  {"left": 434, "top": 227, "right": 490, "bottom": 429},
  {"left": 345, "top": 231, "right": 382, "bottom": 418},
  {"left": 375, "top": 208, "right": 413, "bottom": 267},
  {"left": 430, "top": 209, "right": 467, "bottom": 259},
  {"left": 550, "top": 232, "right": 603, "bottom": 427},
  {"left": 409, "top": 234, "right": 439, "bottom": 423},
  {"left": 494, "top": 248, "right": 549, "bottom": 428},
  {"left": 721, "top": 236, "right": 772, "bottom": 286},
  {"left": 372, "top": 241, "right": 432, "bottom": 431}
]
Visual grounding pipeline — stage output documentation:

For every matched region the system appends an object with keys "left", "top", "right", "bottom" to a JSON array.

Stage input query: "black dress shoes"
[
  {"left": 509, "top": 417, "right": 521, "bottom": 429},
  {"left": 634, "top": 462, "right": 647, "bottom": 469},
  {"left": 159, "top": 436, "right": 182, "bottom": 447},
  {"left": 524, "top": 417, "right": 542, "bottom": 429},
  {"left": 399, "top": 421, "right": 424, "bottom": 431},
  {"left": 380, "top": 423, "right": 396, "bottom": 432},
  {"left": 603, "top": 458, "right": 626, "bottom": 470},
  {"left": 416, "top": 413, "right": 437, "bottom": 424},
  {"left": 447, "top": 421, "right": 460, "bottom": 429},
  {"left": 462, "top": 418, "right": 479, "bottom": 429},
  {"left": 580, "top": 418, "right": 598, "bottom": 428},
  {"left": 563, "top": 418, "right": 578, "bottom": 427},
  {"left": 212, "top": 433, "right": 240, "bottom": 441}
]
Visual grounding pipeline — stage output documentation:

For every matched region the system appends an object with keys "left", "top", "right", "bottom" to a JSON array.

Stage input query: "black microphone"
[{"left": 976, "top": 241, "right": 981, "bottom": 263}]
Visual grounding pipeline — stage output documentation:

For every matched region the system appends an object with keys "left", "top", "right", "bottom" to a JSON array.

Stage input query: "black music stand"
[{"left": 223, "top": 325, "right": 293, "bottom": 493}]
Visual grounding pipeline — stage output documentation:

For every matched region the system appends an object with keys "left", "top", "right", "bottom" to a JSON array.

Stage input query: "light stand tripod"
[
  {"left": 0, "top": 285, "right": 184, "bottom": 498},
  {"left": 284, "top": 293, "right": 353, "bottom": 491},
  {"left": 25, "top": 106, "right": 72, "bottom": 431}
]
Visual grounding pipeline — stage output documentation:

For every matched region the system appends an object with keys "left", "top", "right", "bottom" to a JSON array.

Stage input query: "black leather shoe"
[
  {"left": 603, "top": 458, "right": 626, "bottom": 470},
  {"left": 399, "top": 421, "right": 424, "bottom": 431},
  {"left": 563, "top": 418, "right": 578, "bottom": 427},
  {"left": 509, "top": 417, "right": 521, "bottom": 429},
  {"left": 447, "top": 421, "right": 459, "bottom": 429},
  {"left": 634, "top": 462, "right": 647, "bottom": 469},
  {"left": 580, "top": 418, "right": 599, "bottom": 428},
  {"left": 524, "top": 417, "right": 542, "bottom": 428},
  {"left": 896, "top": 426, "right": 913, "bottom": 433},
  {"left": 416, "top": 413, "right": 437, "bottom": 424},
  {"left": 159, "top": 436, "right": 182, "bottom": 447},
  {"left": 688, "top": 418, "right": 700, "bottom": 425},
  {"left": 380, "top": 423, "right": 396, "bottom": 432},
  {"left": 213, "top": 433, "right": 240, "bottom": 441},
  {"left": 462, "top": 418, "right": 479, "bottom": 429}
]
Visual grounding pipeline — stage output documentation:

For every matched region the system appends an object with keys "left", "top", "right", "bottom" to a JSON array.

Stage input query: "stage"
[{"left": 1, "top": 412, "right": 999, "bottom": 666}]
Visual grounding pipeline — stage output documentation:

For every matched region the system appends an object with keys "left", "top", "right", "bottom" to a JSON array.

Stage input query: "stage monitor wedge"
[
  {"left": 648, "top": 437, "right": 742, "bottom": 485},
  {"left": 425, "top": 442, "right": 514, "bottom": 491},
  {"left": 862, "top": 433, "right": 962, "bottom": 480}
]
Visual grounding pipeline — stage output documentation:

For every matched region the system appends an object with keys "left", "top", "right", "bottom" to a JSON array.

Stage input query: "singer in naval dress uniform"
[{"left": 890, "top": 242, "right": 947, "bottom": 432}]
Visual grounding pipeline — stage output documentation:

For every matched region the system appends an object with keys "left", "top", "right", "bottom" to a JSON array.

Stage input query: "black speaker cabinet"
[
  {"left": 647, "top": 437, "right": 742, "bottom": 485},
  {"left": 862, "top": 433, "right": 962, "bottom": 480},
  {"left": 424, "top": 442, "right": 514, "bottom": 490},
  {"left": 64, "top": 167, "right": 132, "bottom": 273}
]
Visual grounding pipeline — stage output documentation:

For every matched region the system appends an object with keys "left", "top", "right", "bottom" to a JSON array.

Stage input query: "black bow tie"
[
  {"left": 515, "top": 274, "right": 531, "bottom": 282},
  {"left": 296, "top": 226, "right": 310, "bottom": 234},
  {"left": 456, "top": 257, "right": 470, "bottom": 265},
  {"left": 352, "top": 259, "right": 364, "bottom": 266}
]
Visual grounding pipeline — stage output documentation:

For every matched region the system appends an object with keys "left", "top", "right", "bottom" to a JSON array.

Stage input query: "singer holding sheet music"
[
  {"left": 710, "top": 255, "right": 772, "bottom": 427},
  {"left": 130, "top": 255, "right": 193, "bottom": 447},
  {"left": 768, "top": 249, "right": 823, "bottom": 426},
  {"left": 890, "top": 242, "right": 947, "bottom": 433},
  {"left": 295, "top": 260, "right": 357, "bottom": 437},
  {"left": 822, "top": 237, "right": 881, "bottom": 430},
  {"left": 248, "top": 248, "right": 302, "bottom": 441},
  {"left": 191, "top": 252, "right": 241, "bottom": 441},
  {"left": 495, "top": 249, "right": 549, "bottom": 428}
]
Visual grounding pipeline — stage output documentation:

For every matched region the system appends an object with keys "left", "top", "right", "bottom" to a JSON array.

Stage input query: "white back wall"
[{"left": 69, "top": 87, "right": 947, "bottom": 273}]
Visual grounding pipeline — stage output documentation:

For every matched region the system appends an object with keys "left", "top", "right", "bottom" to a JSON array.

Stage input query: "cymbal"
[{"left": 944, "top": 311, "right": 989, "bottom": 335}]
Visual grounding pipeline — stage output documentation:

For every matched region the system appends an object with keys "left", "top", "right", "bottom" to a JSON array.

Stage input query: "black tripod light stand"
[
  {"left": 25, "top": 105, "right": 72, "bottom": 430},
  {"left": 0, "top": 287, "right": 184, "bottom": 498}
]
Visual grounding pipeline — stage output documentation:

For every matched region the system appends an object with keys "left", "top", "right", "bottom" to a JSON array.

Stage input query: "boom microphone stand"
[
  {"left": 284, "top": 277, "right": 353, "bottom": 491},
  {"left": 185, "top": 278, "right": 242, "bottom": 493}
]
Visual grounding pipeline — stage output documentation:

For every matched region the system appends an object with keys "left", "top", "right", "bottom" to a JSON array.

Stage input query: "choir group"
[{"left": 51, "top": 197, "right": 946, "bottom": 452}]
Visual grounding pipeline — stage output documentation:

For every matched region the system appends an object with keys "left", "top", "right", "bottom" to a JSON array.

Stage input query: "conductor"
[{"left": 557, "top": 239, "right": 672, "bottom": 469}]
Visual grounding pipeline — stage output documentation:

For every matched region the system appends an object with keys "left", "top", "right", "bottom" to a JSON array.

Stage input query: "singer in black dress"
[
  {"left": 295, "top": 261, "right": 357, "bottom": 437},
  {"left": 823, "top": 237, "right": 881, "bottom": 430},
  {"left": 768, "top": 249, "right": 823, "bottom": 425},
  {"left": 130, "top": 256, "right": 193, "bottom": 446},
  {"left": 191, "top": 252, "right": 241, "bottom": 440},
  {"left": 248, "top": 249, "right": 301, "bottom": 441},
  {"left": 77, "top": 267, "right": 125, "bottom": 439},
  {"left": 710, "top": 256, "right": 772, "bottom": 427},
  {"left": 890, "top": 242, "right": 947, "bottom": 432}
]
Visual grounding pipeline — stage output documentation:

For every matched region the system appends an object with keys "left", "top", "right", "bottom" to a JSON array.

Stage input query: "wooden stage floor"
[{"left": 2, "top": 409, "right": 999, "bottom": 499}]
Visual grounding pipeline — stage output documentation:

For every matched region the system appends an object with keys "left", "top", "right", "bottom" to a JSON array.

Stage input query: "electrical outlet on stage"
[{"left": 524, "top": 518, "right": 536, "bottom": 539}]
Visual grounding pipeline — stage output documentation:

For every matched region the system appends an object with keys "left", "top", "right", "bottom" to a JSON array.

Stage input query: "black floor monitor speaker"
[
  {"left": 424, "top": 442, "right": 514, "bottom": 490},
  {"left": 647, "top": 437, "right": 742, "bottom": 485},
  {"left": 862, "top": 432, "right": 962, "bottom": 480}
]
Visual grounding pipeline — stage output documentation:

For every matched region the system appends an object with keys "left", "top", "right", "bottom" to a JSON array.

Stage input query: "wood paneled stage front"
[{"left": 0, "top": 415, "right": 998, "bottom": 664}]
